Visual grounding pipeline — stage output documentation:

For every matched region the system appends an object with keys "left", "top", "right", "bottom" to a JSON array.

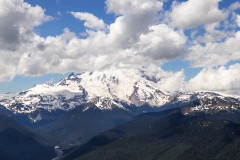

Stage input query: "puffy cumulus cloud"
[
  {"left": 135, "top": 24, "right": 186, "bottom": 60},
  {"left": 187, "top": 64, "right": 240, "bottom": 96},
  {"left": 104, "top": 0, "right": 164, "bottom": 49},
  {"left": 185, "top": 3, "right": 240, "bottom": 68},
  {"left": 0, "top": 0, "right": 50, "bottom": 50},
  {"left": 69, "top": 12, "right": 107, "bottom": 31},
  {"left": 170, "top": 0, "right": 227, "bottom": 29},
  {"left": 0, "top": 0, "right": 187, "bottom": 81},
  {"left": 16, "top": 29, "right": 113, "bottom": 75},
  {"left": 187, "top": 31, "right": 240, "bottom": 67},
  {"left": 0, "top": 0, "right": 50, "bottom": 80},
  {"left": 17, "top": 24, "right": 186, "bottom": 76}
]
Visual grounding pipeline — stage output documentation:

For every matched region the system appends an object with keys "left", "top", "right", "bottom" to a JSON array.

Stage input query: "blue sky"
[
  {"left": 0, "top": 0, "right": 240, "bottom": 94},
  {"left": 30, "top": 0, "right": 115, "bottom": 37}
]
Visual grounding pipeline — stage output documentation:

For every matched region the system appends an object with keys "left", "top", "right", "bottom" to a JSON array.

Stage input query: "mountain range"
[{"left": 0, "top": 67, "right": 240, "bottom": 159}]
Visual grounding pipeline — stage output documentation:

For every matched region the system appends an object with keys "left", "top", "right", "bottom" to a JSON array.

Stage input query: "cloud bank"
[
  {"left": 187, "top": 64, "right": 240, "bottom": 95},
  {"left": 0, "top": 0, "right": 186, "bottom": 78}
]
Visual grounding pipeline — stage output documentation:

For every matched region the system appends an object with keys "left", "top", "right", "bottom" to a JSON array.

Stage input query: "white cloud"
[
  {"left": 0, "top": 0, "right": 49, "bottom": 50},
  {"left": 140, "top": 65, "right": 186, "bottom": 93},
  {"left": 105, "top": 0, "right": 163, "bottom": 15},
  {"left": 229, "top": 2, "right": 240, "bottom": 11},
  {"left": 158, "top": 70, "right": 185, "bottom": 93},
  {"left": 187, "top": 64, "right": 240, "bottom": 96},
  {"left": 135, "top": 24, "right": 186, "bottom": 60},
  {"left": 16, "top": 23, "right": 186, "bottom": 76},
  {"left": 193, "top": 22, "right": 235, "bottom": 44},
  {"left": 0, "top": 0, "right": 187, "bottom": 81},
  {"left": 70, "top": 12, "right": 107, "bottom": 31},
  {"left": 0, "top": 0, "right": 50, "bottom": 80},
  {"left": 0, "top": 0, "right": 239, "bottom": 99},
  {"left": 0, "top": 50, "right": 19, "bottom": 81},
  {"left": 105, "top": 0, "right": 164, "bottom": 49},
  {"left": 170, "top": 0, "right": 227, "bottom": 29},
  {"left": 188, "top": 31, "right": 240, "bottom": 67}
]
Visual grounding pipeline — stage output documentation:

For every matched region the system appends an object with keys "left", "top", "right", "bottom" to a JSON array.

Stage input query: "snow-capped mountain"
[
  {"left": 181, "top": 92, "right": 240, "bottom": 115},
  {"left": 0, "top": 67, "right": 171, "bottom": 115},
  {"left": 1, "top": 67, "right": 240, "bottom": 147},
  {"left": 0, "top": 67, "right": 239, "bottom": 124}
]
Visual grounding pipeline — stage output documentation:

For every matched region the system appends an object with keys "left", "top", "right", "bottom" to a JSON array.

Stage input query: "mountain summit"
[{"left": 0, "top": 67, "right": 172, "bottom": 114}]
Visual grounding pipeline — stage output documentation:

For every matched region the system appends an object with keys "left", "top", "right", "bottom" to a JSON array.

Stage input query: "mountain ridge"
[
  {"left": 0, "top": 67, "right": 239, "bottom": 123},
  {"left": 62, "top": 108, "right": 240, "bottom": 160}
]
